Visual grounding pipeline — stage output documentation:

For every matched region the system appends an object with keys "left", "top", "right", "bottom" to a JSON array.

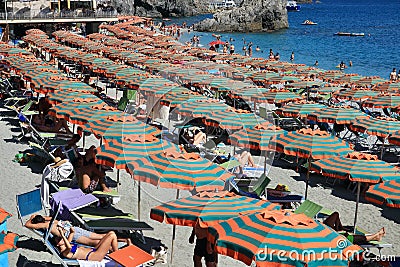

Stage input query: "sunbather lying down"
[
  {"left": 55, "top": 227, "right": 119, "bottom": 261},
  {"left": 32, "top": 114, "right": 72, "bottom": 134},
  {"left": 323, "top": 212, "right": 385, "bottom": 244},
  {"left": 25, "top": 214, "right": 131, "bottom": 247}
]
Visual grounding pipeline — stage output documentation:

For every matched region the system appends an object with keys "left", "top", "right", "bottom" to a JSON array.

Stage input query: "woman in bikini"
[
  {"left": 55, "top": 226, "right": 119, "bottom": 261},
  {"left": 25, "top": 214, "right": 131, "bottom": 247}
]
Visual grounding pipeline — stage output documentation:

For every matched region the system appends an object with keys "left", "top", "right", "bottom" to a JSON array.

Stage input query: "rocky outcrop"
[
  {"left": 194, "top": 0, "right": 288, "bottom": 32},
  {"left": 112, "top": 0, "right": 209, "bottom": 17}
]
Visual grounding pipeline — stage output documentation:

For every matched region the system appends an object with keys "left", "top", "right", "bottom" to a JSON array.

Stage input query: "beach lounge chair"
[
  {"left": 16, "top": 188, "right": 46, "bottom": 237},
  {"left": 294, "top": 199, "right": 323, "bottom": 218},
  {"left": 68, "top": 205, "right": 153, "bottom": 244}
]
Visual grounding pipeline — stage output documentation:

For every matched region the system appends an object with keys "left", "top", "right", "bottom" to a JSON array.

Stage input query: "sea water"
[{"left": 167, "top": 0, "right": 400, "bottom": 79}]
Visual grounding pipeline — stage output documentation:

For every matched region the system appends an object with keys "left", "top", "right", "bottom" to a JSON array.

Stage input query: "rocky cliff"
[
  {"left": 111, "top": 0, "right": 208, "bottom": 17},
  {"left": 194, "top": 0, "right": 288, "bottom": 32}
]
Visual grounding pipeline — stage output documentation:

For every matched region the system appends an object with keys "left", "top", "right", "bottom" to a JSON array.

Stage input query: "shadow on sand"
[{"left": 16, "top": 254, "right": 61, "bottom": 267}]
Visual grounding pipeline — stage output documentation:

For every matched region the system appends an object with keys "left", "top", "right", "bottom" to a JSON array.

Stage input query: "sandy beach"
[{"left": 1, "top": 86, "right": 399, "bottom": 267}]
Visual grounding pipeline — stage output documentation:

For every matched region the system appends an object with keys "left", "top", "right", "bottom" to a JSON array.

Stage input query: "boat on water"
[
  {"left": 334, "top": 32, "right": 365, "bottom": 37},
  {"left": 286, "top": 1, "right": 301, "bottom": 11},
  {"left": 301, "top": 20, "right": 318, "bottom": 25}
]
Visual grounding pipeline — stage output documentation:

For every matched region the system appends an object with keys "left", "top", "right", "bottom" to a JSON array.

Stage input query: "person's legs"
[
  {"left": 193, "top": 255, "right": 203, "bottom": 267},
  {"left": 323, "top": 212, "right": 343, "bottom": 231},
  {"left": 52, "top": 119, "right": 72, "bottom": 134},
  {"left": 87, "top": 231, "right": 118, "bottom": 261}
]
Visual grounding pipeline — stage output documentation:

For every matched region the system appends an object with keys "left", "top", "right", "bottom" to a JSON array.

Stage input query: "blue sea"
[{"left": 165, "top": 0, "right": 400, "bottom": 79}]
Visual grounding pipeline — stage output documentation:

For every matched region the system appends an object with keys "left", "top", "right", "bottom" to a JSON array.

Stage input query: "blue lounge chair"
[{"left": 16, "top": 188, "right": 46, "bottom": 237}]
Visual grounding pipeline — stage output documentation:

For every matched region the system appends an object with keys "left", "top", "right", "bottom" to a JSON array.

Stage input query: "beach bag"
[{"left": 42, "top": 160, "right": 73, "bottom": 182}]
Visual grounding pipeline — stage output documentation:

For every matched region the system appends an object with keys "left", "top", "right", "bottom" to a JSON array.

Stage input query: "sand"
[{"left": 1, "top": 92, "right": 399, "bottom": 266}]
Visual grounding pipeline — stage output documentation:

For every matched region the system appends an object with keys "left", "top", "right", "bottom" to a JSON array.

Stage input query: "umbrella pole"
[
  {"left": 305, "top": 157, "right": 311, "bottom": 200},
  {"left": 82, "top": 135, "right": 85, "bottom": 149},
  {"left": 263, "top": 151, "right": 267, "bottom": 176},
  {"left": 116, "top": 169, "right": 120, "bottom": 192},
  {"left": 138, "top": 181, "right": 141, "bottom": 220},
  {"left": 353, "top": 182, "right": 361, "bottom": 234},
  {"left": 170, "top": 189, "right": 180, "bottom": 264}
]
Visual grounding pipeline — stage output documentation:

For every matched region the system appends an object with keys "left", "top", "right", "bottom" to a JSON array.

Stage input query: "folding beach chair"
[
  {"left": 294, "top": 199, "right": 323, "bottom": 218},
  {"left": 16, "top": 188, "right": 45, "bottom": 237},
  {"left": 68, "top": 205, "right": 153, "bottom": 244}
]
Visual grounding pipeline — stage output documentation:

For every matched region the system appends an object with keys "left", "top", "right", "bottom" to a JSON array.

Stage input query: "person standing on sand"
[
  {"left": 290, "top": 51, "right": 295, "bottom": 62},
  {"left": 349, "top": 60, "right": 352, "bottom": 67},
  {"left": 243, "top": 45, "right": 247, "bottom": 56},
  {"left": 189, "top": 221, "right": 216, "bottom": 267},
  {"left": 314, "top": 60, "right": 319, "bottom": 66}
]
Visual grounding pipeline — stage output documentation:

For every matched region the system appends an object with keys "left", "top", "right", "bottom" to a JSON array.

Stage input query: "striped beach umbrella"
[
  {"left": 362, "top": 94, "right": 400, "bottom": 108},
  {"left": 126, "top": 149, "right": 234, "bottom": 191},
  {"left": 311, "top": 152, "right": 400, "bottom": 228},
  {"left": 205, "top": 109, "right": 263, "bottom": 130},
  {"left": 83, "top": 115, "right": 160, "bottom": 141},
  {"left": 365, "top": 180, "right": 400, "bottom": 208},
  {"left": 174, "top": 99, "right": 228, "bottom": 118},
  {"left": 150, "top": 191, "right": 279, "bottom": 227},
  {"left": 270, "top": 128, "right": 353, "bottom": 198},
  {"left": 209, "top": 209, "right": 362, "bottom": 267},
  {"left": 95, "top": 135, "right": 179, "bottom": 169},
  {"left": 350, "top": 116, "right": 400, "bottom": 138},
  {"left": 307, "top": 106, "right": 367, "bottom": 124},
  {"left": 276, "top": 102, "right": 326, "bottom": 118},
  {"left": 229, "top": 123, "right": 284, "bottom": 151},
  {"left": 255, "top": 89, "right": 301, "bottom": 104},
  {"left": 333, "top": 89, "right": 378, "bottom": 101},
  {"left": 0, "top": 231, "right": 19, "bottom": 256},
  {"left": 66, "top": 103, "right": 122, "bottom": 125}
]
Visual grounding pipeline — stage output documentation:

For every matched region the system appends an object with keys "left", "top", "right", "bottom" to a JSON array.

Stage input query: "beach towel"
[{"left": 50, "top": 188, "right": 98, "bottom": 221}]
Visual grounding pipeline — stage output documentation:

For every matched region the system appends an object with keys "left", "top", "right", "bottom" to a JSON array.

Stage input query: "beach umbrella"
[
  {"left": 276, "top": 102, "right": 326, "bottom": 118},
  {"left": 229, "top": 123, "right": 285, "bottom": 174},
  {"left": 66, "top": 103, "right": 122, "bottom": 125},
  {"left": 362, "top": 94, "right": 400, "bottom": 108},
  {"left": 307, "top": 106, "right": 367, "bottom": 124},
  {"left": 95, "top": 134, "right": 179, "bottom": 191},
  {"left": 95, "top": 134, "right": 179, "bottom": 169},
  {"left": 365, "top": 180, "right": 400, "bottom": 208},
  {"left": 208, "top": 209, "right": 362, "bottom": 266},
  {"left": 270, "top": 128, "right": 353, "bottom": 198},
  {"left": 126, "top": 149, "right": 233, "bottom": 191},
  {"left": 205, "top": 109, "right": 263, "bottom": 130},
  {"left": 0, "top": 231, "right": 19, "bottom": 256},
  {"left": 0, "top": 208, "right": 11, "bottom": 226},
  {"left": 209, "top": 40, "right": 225, "bottom": 46},
  {"left": 356, "top": 76, "right": 387, "bottom": 87},
  {"left": 333, "top": 89, "right": 378, "bottom": 101},
  {"left": 83, "top": 115, "right": 160, "bottom": 141},
  {"left": 150, "top": 191, "right": 279, "bottom": 227},
  {"left": 255, "top": 89, "right": 301, "bottom": 104},
  {"left": 311, "top": 152, "right": 400, "bottom": 230},
  {"left": 230, "top": 123, "right": 284, "bottom": 151},
  {"left": 350, "top": 116, "right": 400, "bottom": 138},
  {"left": 174, "top": 99, "right": 228, "bottom": 118},
  {"left": 388, "top": 130, "right": 400, "bottom": 146}
]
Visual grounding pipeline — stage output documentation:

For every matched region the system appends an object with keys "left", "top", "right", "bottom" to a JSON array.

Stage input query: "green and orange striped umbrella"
[
  {"left": 254, "top": 89, "right": 301, "bottom": 104},
  {"left": 333, "top": 89, "right": 378, "bottom": 101},
  {"left": 311, "top": 152, "right": 399, "bottom": 229},
  {"left": 350, "top": 116, "right": 400, "bottom": 138},
  {"left": 208, "top": 209, "right": 362, "bottom": 267},
  {"left": 307, "top": 106, "right": 367, "bottom": 124},
  {"left": 48, "top": 99, "right": 104, "bottom": 121},
  {"left": 365, "top": 180, "right": 400, "bottom": 208},
  {"left": 66, "top": 103, "right": 122, "bottom": 125},
  {"left": 150, "top": 191, "right": 279, "bottom": 227},
  {"left": 362, "top": 94, "right": 400, "bottom": 108},
  {"left": 95, "top": 134, "right": 179, "bottom": 169},
  {"left": 83, "top": 115, "right": 160, "bottom": 140},
  {"left": 270, "top": 128, "right": 353, "bottom": 198},
  {"left": 270, "top": 128, "right": 352, "bottom": 160},
  {"left": 311, "top": 152, "right": 399, "bottom": 183},
  {"left": 126, "top": 149, "right": 234, "bottom": 191},
  {"left": 205, "top": 109, "right": 262, "bottom": 130},
  {"left": 229, "top": 123, "right": 284, "bottom": 151},
  {"left": 276, "top": 102, "right": 325, "bottom": 118},
  {"left": 0, "top": 231, "right": 19, "bottom": 256},
  {"left": 175, "top": 99, "right": 228, "bottom": 118}
]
